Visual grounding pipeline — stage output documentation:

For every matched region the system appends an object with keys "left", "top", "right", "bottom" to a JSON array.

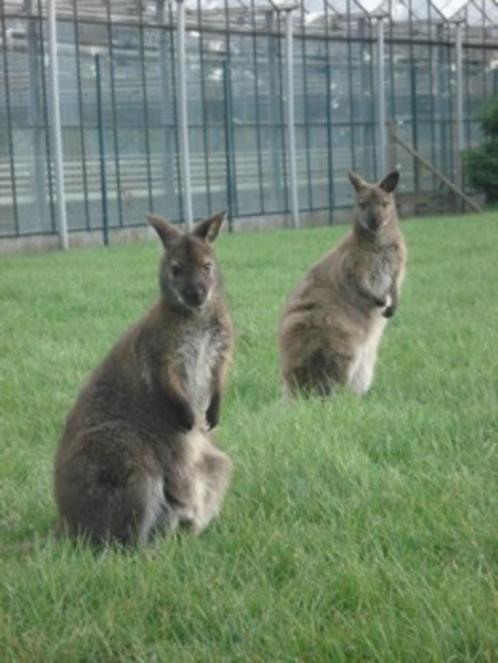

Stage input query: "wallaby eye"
[
  {"left": 203, "top": 262, "right": 213, "bottom": 274},
  {"left": 171, "top": 263, "right": 182, "bottom": 277},
  {"left": 359, "top": 201, "right": 367, "bottom": 210}
]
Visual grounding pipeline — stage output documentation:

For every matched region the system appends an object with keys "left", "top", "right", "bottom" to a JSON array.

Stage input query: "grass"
[{"left": 1, "top": 211, "right": 498, "bottom": 662}]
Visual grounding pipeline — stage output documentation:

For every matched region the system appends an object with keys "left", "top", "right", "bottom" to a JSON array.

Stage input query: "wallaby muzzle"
[{"left": 183, "top": 282, "right": 208, "bottom": 309}]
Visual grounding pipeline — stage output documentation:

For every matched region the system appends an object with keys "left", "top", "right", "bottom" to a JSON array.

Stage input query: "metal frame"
[
  {"left": 377, "top": 16, "right": 387, "bottom": 175},
  {"left": 281, "top": 5, "right": 299, "bottom": 228},
  {"left": 298, "top": 3, "right": 313, "bottom": 211},
  {"left": 196, "top": 0, "right": 213, "bottom": 216},
  {"left": 37, "top": 0, "right": 56, "bottom": 233},
  {"left": 324, "top": 0, "right": 335, "bottom": 223},
  {"left": 158, "top": 0, "right": 176, "bottom": 218},
  {"left": 95, "top": 53, "right": 109, "bottom": 245},
  {"left": 47, "top": 0, "right": 68, "bottom": 249},
  {"left": 176, "top": 0, "right": 193, "bottom": 230},
  {"left": 455, "top": 19, "right": 465, "bottom": 187},
  {"left": 168, "top": 1, "right": 184, "bottom": 224},
  {"left": 250, "top": 0, "right": 265, "bottom": 215},
  {"left": 266, "top": 9, "right": 284, "bottom": 212},
  {"left": 26, "top": 0, "right": 47, "bottom": 227},
  {"left": 1, "top": 0, "right": 20, "bottom": 235},
  {"left": 72, "top": 0, "right": 90, "bottom": 230},
  {"left": 223, "top": 0, "right": 238, "bottom": 220},
  {"left": 138, "top": 0, "right": 154, "bottom": 214},
  {"left": 105, "top": 0, "right": 124, "bottom": 226}
]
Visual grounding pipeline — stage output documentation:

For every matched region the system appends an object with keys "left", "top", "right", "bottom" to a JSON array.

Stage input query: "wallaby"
[
  {"left": 54, "top": 212, "right": 234, "bottom": 546},
  {"left": 278, "top": 170, "right": 407, "bottom": 398}
]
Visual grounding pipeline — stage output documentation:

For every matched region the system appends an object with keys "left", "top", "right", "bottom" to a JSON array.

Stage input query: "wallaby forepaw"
[
  {"left": 206, "top": 393, "right": 220, "bottom": 430},
  {"left": 176, "top": 404, "right": 195, "bottom": 432}
]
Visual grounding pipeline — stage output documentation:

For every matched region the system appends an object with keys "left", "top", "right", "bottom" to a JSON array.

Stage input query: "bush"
[
  {"left": 479, "top": 96, "right": 498, "bottom": 137},
  {"left": 463, "top": 96, "right": 498, "bottom": 202}
]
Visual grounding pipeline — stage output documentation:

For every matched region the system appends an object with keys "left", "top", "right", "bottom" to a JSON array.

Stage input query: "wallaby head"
[
  {"left": 349, "top": 170, "right": 400, "bottom": 235},
  {"left": 145, "top": 211, "right": 225, "bottom": 313}
]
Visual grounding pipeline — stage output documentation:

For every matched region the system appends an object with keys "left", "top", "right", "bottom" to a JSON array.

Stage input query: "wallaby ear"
[
  {"left": 193, "top": 211, "right": 226, "bottom": 243},
  {"left": 145, "top": 213, "right": 181, "bottom": 249},
  {"left": 348, "top": 171, "right": 367, "bottom": 193},
  {"left": 379, "top": 170, "right": 399, "bottom": 193}
]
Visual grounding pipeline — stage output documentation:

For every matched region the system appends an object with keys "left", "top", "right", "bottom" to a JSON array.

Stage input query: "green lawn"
[{"left": 1, "top": 212, "right": 497, "bottom": 661}]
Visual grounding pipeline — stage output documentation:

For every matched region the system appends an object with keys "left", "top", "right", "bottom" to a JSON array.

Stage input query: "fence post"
[
  {"left": 47, "top": 0, "right": 68, "bottom": 249},
  {"left": 95, "top": 55, "right": 109, "bottom": 246},
  {"left": 282, "top": 6, "right": 299, "bottom": 228},
  {"left": 222, "top": 59, "right": 235, "bottom": 233},
  {"left": 377, "top": 17, "right": 387, "bottom": 176},
  {"left": 27, "top": 0, "right": 48, "bottom": 229},
  {"left": 358, "top": 18, "right": 373, "bottom": 177},
  {"left": 388, "top": 121, "right": 397, "bottom": 170},
  {"left": 157, "top": 0, "right": 175, "bottom": 216},
  {"left": 176, "top": 0, "right": 194, "bottom": 231},
  {"left": 324, "top": 16, "right": 334, "bottom": 224},
  {"left": 455, "top": 21, "right": 465, "bottom": 190},
  {"left": 266, "top": 10, "right": 282, "bottom": 211}
]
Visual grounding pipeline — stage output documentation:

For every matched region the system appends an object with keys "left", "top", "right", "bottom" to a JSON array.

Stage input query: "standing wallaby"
[
  {"left": 54, "top": 212, "right": 234, "bottom": 546},
  {"left": 278, "top": 170, "right": 407, "bottom": 398}
]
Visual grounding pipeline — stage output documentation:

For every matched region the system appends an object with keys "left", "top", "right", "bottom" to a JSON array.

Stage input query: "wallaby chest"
[
  {"left": 362, "top": 241, "right": 402, "bottom": 294},
  {"left": 174, "top": 321, "right": 224, "bottom": 412}
]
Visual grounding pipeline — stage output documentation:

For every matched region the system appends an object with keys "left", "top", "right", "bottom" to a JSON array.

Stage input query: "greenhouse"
[{"left": 0, "top": 0, "right": 497, "bottom": 245}]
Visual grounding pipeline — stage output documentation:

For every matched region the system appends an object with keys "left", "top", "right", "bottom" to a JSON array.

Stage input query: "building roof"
[{"left": 2, "top": 0, "right": 498, "bottom": 27}]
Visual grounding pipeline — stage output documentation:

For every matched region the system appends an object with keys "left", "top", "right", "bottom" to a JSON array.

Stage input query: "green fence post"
[
  {"left": 222, "top": 58, "right": 234, "bottom": 233},
  {"left": 95, "top": 54, "right": 109, "bottom": 247}
]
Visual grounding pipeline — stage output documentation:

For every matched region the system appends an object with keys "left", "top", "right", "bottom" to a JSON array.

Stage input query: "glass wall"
[{"left": 0, "top": 0, "right": 495, "bottom": 238}]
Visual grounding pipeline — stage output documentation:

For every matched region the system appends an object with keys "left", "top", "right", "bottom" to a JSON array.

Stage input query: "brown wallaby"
[
  {"left": 278, "top": 170, "right": 407, "bottom": 398},
  {"left": 54, "top": 212, "right": 234, "bottom": 546}
]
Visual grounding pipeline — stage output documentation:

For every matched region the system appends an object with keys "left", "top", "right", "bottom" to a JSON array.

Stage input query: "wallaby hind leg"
[
  {"left": 348, "top": 351, "right": 375, "bottom": 396},
  {"left": 284, "top": 359, "right": 331, "bottom": 398},
  {"left": 197, "top": 448, "right": 233, "bottom": 534},
  {"left": 285, "top": 349, "right": 350, "bottom": 398},
  {"left": 348, "top": 322, "right": 386, "bottom": 395},
  {"left": 138, "top": 475, "right": 179, "bottom": 544},
  {"left": 56, "top": 458, "right": 171, "bottom": 546}
]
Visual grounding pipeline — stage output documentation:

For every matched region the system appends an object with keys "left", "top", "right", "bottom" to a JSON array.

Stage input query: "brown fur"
[
  {"left": 278, "top": 170, "right": 407, "bottom": 398},
  {"left": 54, "top": 212, "right": 234, "bottom": 546}
]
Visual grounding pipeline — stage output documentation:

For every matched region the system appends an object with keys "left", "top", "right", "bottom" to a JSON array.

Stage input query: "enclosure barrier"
[{"left": 0, "top": 0, "right": 496, "bottom": 247}]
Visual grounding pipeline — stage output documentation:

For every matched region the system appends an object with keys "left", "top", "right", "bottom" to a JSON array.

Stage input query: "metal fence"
[{"left": 1, "top": 0, "right": 497, "bottom": 244}]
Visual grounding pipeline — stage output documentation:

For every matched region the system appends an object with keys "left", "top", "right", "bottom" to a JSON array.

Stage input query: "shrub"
[{"left": 463, "top": 96, "right": 498, "bottom": 202}]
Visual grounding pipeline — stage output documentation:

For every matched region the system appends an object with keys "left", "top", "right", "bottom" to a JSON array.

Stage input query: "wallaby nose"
[
  {"left": 185, "top": 283, "right": 206, "bottom": 307},
  {"left": 367, "top": 214, "right": 380, "bottom": 230}
]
